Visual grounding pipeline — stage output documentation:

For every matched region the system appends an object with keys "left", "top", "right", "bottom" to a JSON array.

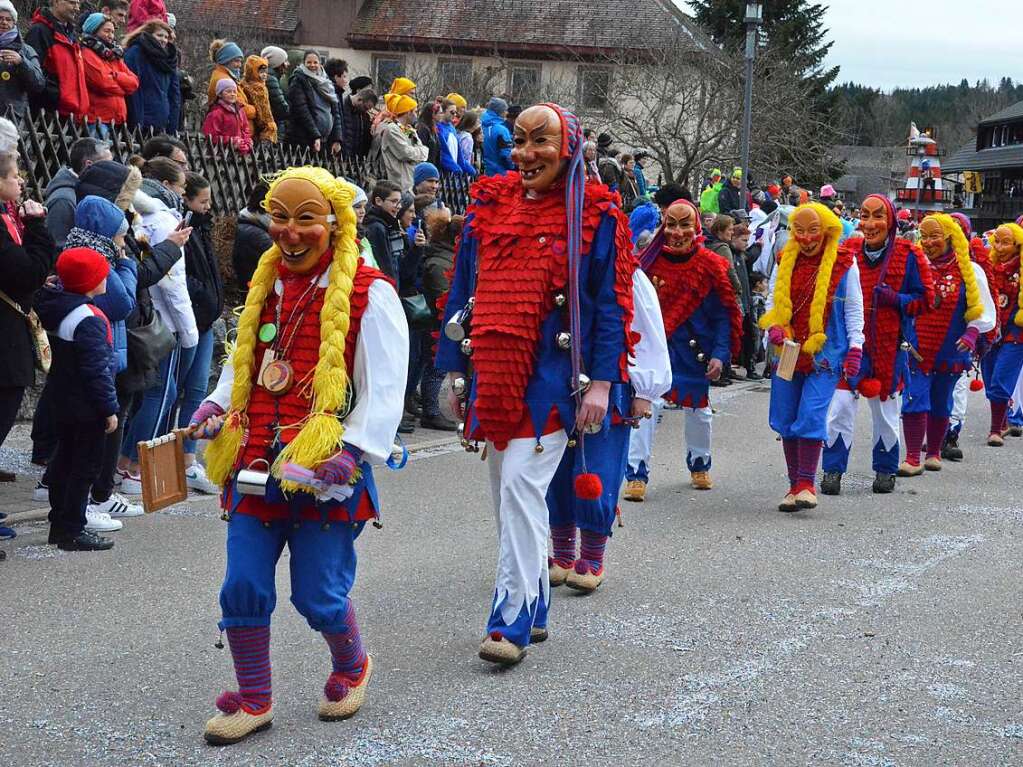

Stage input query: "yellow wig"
[
  {"left": 205, "top": 166, "right": 360, "bottom": 492},
  {"left": 995, "top": 222, "right": 1023, "bottom": 326},
  {"left": 759, "top": 202, "right": 843, "bottom": 355},
  {"left": 923, "top": 213, "right": 984, "bottom": 323}
]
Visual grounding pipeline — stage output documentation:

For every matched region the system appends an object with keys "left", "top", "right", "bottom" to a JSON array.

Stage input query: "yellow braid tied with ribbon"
[
  {"left": 204, "top": 166, "right": 360, "bottom": 492},
  {"left": 922, "top": 213, "right": 984, "bottom": 323},
  {"left": 758, "top": 202, "right": 843, "bottom": 355}
]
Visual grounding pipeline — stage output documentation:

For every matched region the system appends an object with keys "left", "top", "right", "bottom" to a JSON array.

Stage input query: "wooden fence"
[{"left": 7, "top": 109, "right": 474, "bottom": 215}]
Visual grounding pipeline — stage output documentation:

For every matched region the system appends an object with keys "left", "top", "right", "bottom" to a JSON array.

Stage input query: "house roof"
[
  {"left": 347, "top": 0, "right": 713, "bottom": 59},
  {"left": 944, "top": 140, "right": 1023, "bottom": 173},
  {"left": 978, "top": 100, "right": 1023, "bottom": 127},
  {"left": 172, "top": 0, "right": 301, "bottom": 43}
]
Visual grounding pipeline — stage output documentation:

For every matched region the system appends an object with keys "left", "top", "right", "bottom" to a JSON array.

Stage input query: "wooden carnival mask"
[
  {"left": 662, "top": 201, "right": 698, "bottom": 255},
  {"left": 993, "top": 225, "right": 1020, "bottom": 263},
  {"left": 512, "top": 105, "right": 565, "bottom": 194},
  {"left": 859, "top": 196, "right": 891, "bottom": 250},
  {"left": 918, "top": 217, "right": 948, "bottom": 261},
  {"left": 791, "top": 207, "right": 825, "bottom": 257},
  {"left": 267, "top": 178, "right": 337, "bottom": 274}
]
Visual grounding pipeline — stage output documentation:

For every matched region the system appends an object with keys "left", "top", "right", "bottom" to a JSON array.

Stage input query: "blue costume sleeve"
[
  {"left": 897, "top": 251, "right": 928, "bottom": 316},
  {"left": 587, "top": 214, "right": 628, "bottom": 382},
  {"left": 707, "top": 291, "right": 732, "bottom": 364},
  {"left": 434, "top": 221, "right": 476, "bottom": 374}
]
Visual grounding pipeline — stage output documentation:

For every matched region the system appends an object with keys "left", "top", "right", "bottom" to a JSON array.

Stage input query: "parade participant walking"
[
  {"left": 982, "top": 222, "right": 1023, "bottom": 447},
  {"left": 820, "top": 194, "right": 933, "bottom": 495},
  {"left": 760, "top": 203, "right": 864, "bottom": 511},
  {"left": 623, "top": 200, "right": 742, "bottom": 499},
  {"left": 900, "top": 214, "right": 992, "bottom": 471},
  {"left": 546, "top": 265, "right": 670, "bottom": 596},
  {"left": 189, "top": 168, "right": 407, "bottom": 744},
  {"left": 436, "top": 104, "right": 636, "bottom": 665}
]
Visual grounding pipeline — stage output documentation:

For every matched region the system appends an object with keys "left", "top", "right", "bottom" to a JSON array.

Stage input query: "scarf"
[
  {"left": 296, "top": 65, "right": 338, "bottom": 104},
  {"left": 0, "top": 29, "right": 19, "bottom": 49},
  {"left": 65, "top": 227, "right": 119, "bottom": 263},
  {"left": 81, "top": 33, "right": 124, "bottom": 61},
  {"left": 140, "top": 177, "right": 181, "bottom": 213},
  {"left": 134, "top": 32, "right": 176, "bottom": 74}
]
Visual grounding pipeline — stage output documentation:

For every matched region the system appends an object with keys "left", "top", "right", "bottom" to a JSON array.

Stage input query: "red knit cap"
[{"left": 57, "top": 247, "right": 110, "bottom": 294}]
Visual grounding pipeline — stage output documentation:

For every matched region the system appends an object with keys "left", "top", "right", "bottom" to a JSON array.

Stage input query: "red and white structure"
[{"left": 895, "top": 122, "right": 952, "bottom": 220}]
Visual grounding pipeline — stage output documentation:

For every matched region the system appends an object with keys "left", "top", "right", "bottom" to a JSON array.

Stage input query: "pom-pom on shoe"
[
  {"left": 565, "top": 560, "right": 604, "bottom": 593},
  {"left": 478, "top": 632, "right": 526, "bottom": 666},
  {"left": 318, "top": 655, "right": 373, "bottom": 722},
  {"left": 547, "top": 557, "right": 572, "bottom": 587},
  {"left": 203, "top": 693, "right": 273, "bottom": 746}
]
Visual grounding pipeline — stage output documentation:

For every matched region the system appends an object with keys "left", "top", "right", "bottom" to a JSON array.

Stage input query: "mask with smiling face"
[
  {"left": 918, "top": 217, "right": 949, "bottom": 261},
  {"left": 267, "top": 178, "right": 337, "bottom": 274},
  {"left": 859, "top": 195, "right": 892, "bottom": 251},
  {"left": 791, "top": 206, "right": 826, "bottom": 258},
  {"left": 662, "top": 200, "right": 699, "bottom": 255},
  {"left": 511, "top": 105, "right": 567, "bottom": 194},
  {"left": 992, "top": 225, "right": 1021, "bottom": 264}
]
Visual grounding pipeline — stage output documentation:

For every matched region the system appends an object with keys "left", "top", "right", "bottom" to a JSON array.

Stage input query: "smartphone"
[{"left": 179, "top": 211, "right": 193, "bottom": 228}]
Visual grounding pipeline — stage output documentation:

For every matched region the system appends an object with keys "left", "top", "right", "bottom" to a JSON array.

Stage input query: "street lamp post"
[{"left": 739, "top": 2, "right": 762, "bottom": 208}]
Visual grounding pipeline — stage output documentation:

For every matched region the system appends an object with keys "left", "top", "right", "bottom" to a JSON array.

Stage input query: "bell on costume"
[
  {"left": 689, "top": 339, "right": 698, "bottom": 348},
  {"left": 451, "top": 377, "right": 467, "bottom": 396},
  {"left": 572, "top": 373, "right": 592, "bottom": 394},
  {"left": 460, "top": 338, "right": 473, "bottom": 356},
  {"left": 553, "top": 293, "right": 567, "bottom": 307},
  {"left": 556, "top": 332, "right": 572, "bottom": 350},
  {"left": 445, "top": 297, "right": 474, "bottom": 341}
]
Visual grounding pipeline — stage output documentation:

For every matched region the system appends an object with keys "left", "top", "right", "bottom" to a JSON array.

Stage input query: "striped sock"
[
  {"left": 991, "top": 401, "right": 1009, "bottom": 436},
  {"left": 550, "top": 524, "right": 576, "bottom": 568},
  {"left": 795, "top": 438, "right": 821, "bottom": 492},
  {"left": 782, "top": 438, "right": 799, "bottom": 489},
  {"left": 575, "top": 529, "right": 608, "bottom": 574},
  {"left": 925, "top": 415, "right": 949, "bottom": 459},
  {"left": 225, "top": 626, "right": 272, "bottom": 714},
  {"left": 322, "top": 600, "right": 366, "bottom": 677},
  {"left": 902, "top": 412, "right": 926, "bottom": 465}
]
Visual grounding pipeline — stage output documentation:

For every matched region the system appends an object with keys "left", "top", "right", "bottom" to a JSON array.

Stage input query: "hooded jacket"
[
  {"left": 0, "top": 31, "right": 45, "bottom": 119},
  {"left": 25, "top": 8, "right": 89, "bottom": 117},
  {"left": 80, "top": 33, "right": 138, "bottom": 124},
  {"left": 482, "top": 108, "right": 513, "bottom": 176},
  {"left": 202, "top": 98, "right": 253, "bottom": 153},
  {"left": 239, "top": 55, "right": 277, "bottom": 143},
  {"left": 363, "top": 204, "right": 405, "bottom": 284},
  {"left": 43, "top": 167, "right": 78, "bottom": 250},
  {"left": 124, "top": 32, "right": 180, "bottom": 132},
  {"left": 35, "top": 285, "right": 118, "bottom": 420}
]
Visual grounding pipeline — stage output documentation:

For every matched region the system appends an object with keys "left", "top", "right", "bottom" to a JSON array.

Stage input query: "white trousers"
[
  {"left": 950, "top": 374, "right": 969, "bottom": 431},
  {"left": 627, "top": 400, "right": 713, "bottom": 476},
  {"left": 826, "top": 389, "right": 901, "bottom": 452}
]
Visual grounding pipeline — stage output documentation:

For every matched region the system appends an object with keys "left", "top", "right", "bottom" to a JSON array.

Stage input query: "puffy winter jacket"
[
  {"left": 202, "top": 100, "right": 253, "bottom": 154},
  {"left": 124, "top": 33, "right": 180, "bottom": 132},
  {"left": 43, "top": 167, "right": 78, "bottom": 250},
  {"left": 232, "top": 207, "right": 272, "bottom": 292},
  {"left": 80, "top": 39, "right": 138, "bottom": 124},
  {"left": 24, "top": 9, "right": 89, "bottom": 118},
  {"left": 482, "top": 108, "right": 514, "bottom": 176},
  {"left": 288, "top": 71, "right": 341, "bottom": 149},
  {"left": 0, "top": 34, "right": 45, "bottom": 120}
]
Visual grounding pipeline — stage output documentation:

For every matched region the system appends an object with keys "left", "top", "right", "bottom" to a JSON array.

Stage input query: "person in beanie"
[
  {"left": 0, "top": 0, "right": 46, "bottom": 121},
  {"left": 717, "top": 167, "right": 745, "bottom": 214},
  {"left": 203, "top": 79, "right": 253, "bottom": 154},
  {"left": 206, "top": 39, "right": 255, "bottom": 123},
  {"left": 80, "top": 12, "right": 138, "bottom": 128},
  {"left": 412, "top": 161, "right": 439, "bottom": 198},
  {"left": 260, "top": 45, "right": 289, "bottom": 138},
  {"left": 699, "top": 168, "right": 722, "bottom": 214},
  {"left": 482, "top": 97, "right": 513, "bottom": 176},
  {"left": 35, "top": 247, "right": 119, "bottom": 551}
]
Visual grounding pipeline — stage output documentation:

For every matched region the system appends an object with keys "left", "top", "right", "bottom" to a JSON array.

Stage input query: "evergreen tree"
[{"left": 688, "top": 0, "right": 839, "bottom": 90}]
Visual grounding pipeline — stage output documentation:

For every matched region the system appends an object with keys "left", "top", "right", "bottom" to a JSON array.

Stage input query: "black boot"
[
  {"left": 820, "top": 472, "right": 842, "bottom": 495},
  {"left": 57, "top": 531, "right": 114, "bottom": 551},
  {"left": 941, "top": 432, "right": 963, "bottom": 462},
  {"left": 1010, "top": 426, "right": 1023, "bottom": 438},
  {"left": 420, "top": 414, "right": 457, "bottom": 432},
  {"left": 872, "top": 473, "right": 896, "bottom": 494}
]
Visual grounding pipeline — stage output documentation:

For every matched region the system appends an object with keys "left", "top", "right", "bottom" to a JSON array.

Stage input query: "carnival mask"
[
  {"left": 859, "top": 196, "right": 891, "bottom": 250},
  {"left": 662, "top": 201, "right": 698, "bottom": 254},
  {"left": 791, "top": 207, "right": 825, "bottom": 257},
  {"left": 918, "top": 218, "right": 948, "bottom": 261},
  {"left": 512, "top": 105, "right": 565, "bottom": 194},
  {"left": 268, "top": 178, "right": 336, "bottom": 274},
  {"left": 993, "top": 225, "right": 1019, "bottom": 263}
]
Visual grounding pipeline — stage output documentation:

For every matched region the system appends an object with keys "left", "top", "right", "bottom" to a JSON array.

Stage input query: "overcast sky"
[{"left": 674, "top": 1, "right": 1015, "bottom": 91}]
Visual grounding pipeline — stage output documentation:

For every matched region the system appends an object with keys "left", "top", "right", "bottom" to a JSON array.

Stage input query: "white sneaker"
[
  {"left": 118, "top": 470, "right": 143, "bottom": 496},
  {"left": 90, "top": 492, "right": 144, "bottom": 518},
  {"left": 33, "top": 481, "right": 48, "bottom": 503},
  {"left": 185, "top": 464, "right": 219, "bottom": 494},
  {"left": 85, "top": 509, "right": 123, "bottom": 533}
]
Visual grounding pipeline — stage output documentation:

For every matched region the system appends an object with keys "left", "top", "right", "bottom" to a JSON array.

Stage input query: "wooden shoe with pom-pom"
[
  {"left": 478, "top": 632, "right": 526, "bottom": 665},
  {"left": 203, "top": 694, "right": 273, "bottom": 746}
]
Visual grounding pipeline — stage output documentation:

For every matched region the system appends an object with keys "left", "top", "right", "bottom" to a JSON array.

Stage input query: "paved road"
[{"left": 2, "top": 383, "right": 1021, "bottom": 766}]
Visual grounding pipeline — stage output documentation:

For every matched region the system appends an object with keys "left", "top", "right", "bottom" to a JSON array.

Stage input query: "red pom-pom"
[
  {"left": 970, "top": 378, "right": 985, "bottom": 392},
  {"left": 324, "top": 674, "right": 351, "bottom": 702},
  {"left": 858, "top": 378, "right": 882, "bottom": 399},
  {"left": 489, "top": 631, "right": 504, "bottom": 642},
  {"left": 215, "top": 690, "right": 243, "bottom": 714},
  {"left": 574, "top": 472, "right": 603, "bottom": 500}
]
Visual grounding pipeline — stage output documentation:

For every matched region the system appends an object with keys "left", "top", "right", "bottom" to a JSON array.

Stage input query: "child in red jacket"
[{"left": 203, "top": 79, "right": 253, "bottom": 154}]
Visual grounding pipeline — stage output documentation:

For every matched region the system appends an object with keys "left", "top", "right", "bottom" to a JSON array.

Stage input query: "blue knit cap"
[
  {"left": 486, "top": 97, "right": 508, "bottom": 115},
  {"left": 413, "top": 162, "right": 439, "bottom": 188},
  {"left": 82, "top": 12, "right": 107, "bottom": 35},
  {"left": 75, "top": 195, "right": 127, "bottom": 240},
  {"left": 215, "top": 42, "right": 244, "bottom": 66}
]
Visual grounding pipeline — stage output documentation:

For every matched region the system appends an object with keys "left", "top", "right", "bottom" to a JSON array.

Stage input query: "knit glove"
[
  {"left": 843, "top": 346, "right": 863, "bottom": 378},
  {"left": 767, "top": 325, "right": 787, "bottom": 346},
  {"left": 313, "top": 446, "right": 364, "bottom": 487},
  {"left": 188, "top": 401, "right": 226, "bottom": 439},
  {"left": 957, "top": 326, "right": 980, "bottom": 353},
  {"left": 874, "top": 285, "right": 902, "bottom": 310}
]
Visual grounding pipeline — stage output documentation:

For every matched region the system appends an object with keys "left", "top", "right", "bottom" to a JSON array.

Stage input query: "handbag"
[
  {"left": 127, "top": 304, "right": 176, "bottom": 372},
  {"left": 401, "top": 292, "right": 434, "bottom": 331},
  {"left": 0, "top": 288, "right": 51, "bottom": 374}
]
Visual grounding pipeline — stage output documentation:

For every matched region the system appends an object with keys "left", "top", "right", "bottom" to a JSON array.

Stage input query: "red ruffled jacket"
[{"left": 81, "top": 46, "right": 139, "bottom": 124}]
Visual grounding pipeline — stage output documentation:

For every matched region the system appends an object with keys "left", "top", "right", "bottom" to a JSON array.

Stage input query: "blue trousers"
[
  {"left": 122, "top": 342, "right": 195, "bottom": 461},
  {"left": 219, "top": 513, "right": 362, "bottom": 633},
  {"left": 982, "top": 343, "right": 1023, "bottom": 403},
  {"left": 902, "top": 368, "right": 959, "bottom": 418},
  {"left": 174, "top": 328, "right": 214, "bottom": 454},
  {"left": 769, "top": 370, "right": 839, "bottom": 441},
  {"left": 547, "top": 422, "right": 629, "bottom": 536}
]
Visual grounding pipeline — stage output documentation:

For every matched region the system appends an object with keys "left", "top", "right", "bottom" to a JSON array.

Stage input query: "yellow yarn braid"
[
  {"left": 925, "top": 214, "right": 984, "bottom": 324},
  {"left": 205, "top": 167, "right": 360, "bottom": 490},
  {"left": 759, "top": 202, "right": 844, "bottom": 355}
]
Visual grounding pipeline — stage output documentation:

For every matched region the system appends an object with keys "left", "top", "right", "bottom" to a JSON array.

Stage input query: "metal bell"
[
  {"left": 573, "top": 373, "right": 592, "bottom": 394},
  {"left": 461, "top": 439, "right": 471, "bottom": 449},
  {"left": 697, "top": 352, "right": 706, "bottom": 362},
  {"left": 584, "top": 422, "right": 602, "bottom": 434},
  {"left": 452, "top": 377, "right": 467, "bottom": 396},
  {"left": 900, "top": 341, "right": 910, "bottom": 351},
  {"left": 689, "top": 339, "right": 698, "bottom": 348},
  {"left": 556, "top": 332, "right": 572, "bottom": 350},
  {"left": 567, "top": 438, "right": 578, "bottom": 448},
  {"left": 554, "top": 293, "right": 567, "bottom": 307},
  {"left": 534, "top": 442, "right": 544, "bottom": 453},
  {"left": 460, "top": 338, "right": 473, "bottom": 356},
  {"left": 457, "top": 422, "right": 465, "bottom": 438}
]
